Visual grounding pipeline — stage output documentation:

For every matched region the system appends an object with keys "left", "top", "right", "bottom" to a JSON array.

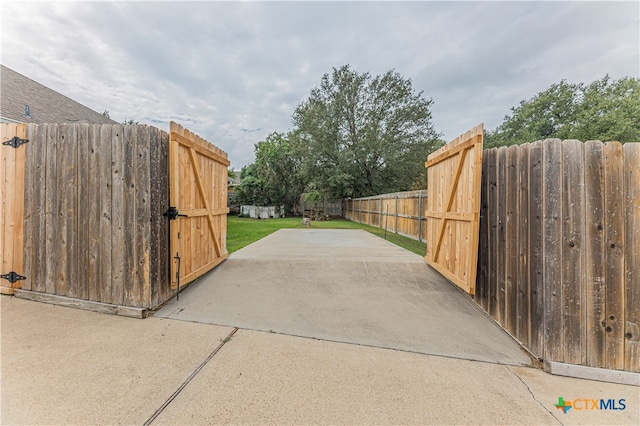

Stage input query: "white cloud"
[{"left": 2, "top": 1, "right": 638, "bottom": 169}]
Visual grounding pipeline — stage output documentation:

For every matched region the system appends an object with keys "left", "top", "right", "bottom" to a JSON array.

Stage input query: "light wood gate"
[
  {"left": 425, "top": 124, "right": 483, "bottom": 294},
  {"left": 1, "top": 124, "right": 27, "bottom": 295},
  {"left": 169, "top": 122, "right": 230, "bottom": 289}
]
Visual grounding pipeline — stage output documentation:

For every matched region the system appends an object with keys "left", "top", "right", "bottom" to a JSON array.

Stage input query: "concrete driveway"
[{"left": 156, "top": 229, "right": 531, "bottom": 366}]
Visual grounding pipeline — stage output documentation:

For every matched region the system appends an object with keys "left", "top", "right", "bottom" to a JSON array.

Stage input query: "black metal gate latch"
[
  {"left": 163, "top": 206, "right": 187, "bottom": 220},
  {"left": 2, "top": 137, "right": 29, "bottom": 149},
  {"left": 1, "top": 271, "right": 26, "bottom": 283}
]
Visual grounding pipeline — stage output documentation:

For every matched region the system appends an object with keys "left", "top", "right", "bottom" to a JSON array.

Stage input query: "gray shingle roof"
[{"left": 1, "top": 64, "right": 117, "bottom": 124}]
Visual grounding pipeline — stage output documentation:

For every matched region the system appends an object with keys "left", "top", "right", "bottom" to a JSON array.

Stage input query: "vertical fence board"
[
  {"left": 584, "top": 140, "right": 606, "bottom": 368},
  {"left": 543, "top": 139, "right": 563, "bottom": 363},
  {"left": 157, "top": 130, "right": 170, "bottom": 305},
  {"left": 149, "top": 127, "right": 161, "bottom": 307},
  {"left": 517, "top": 144, "right": 530, "bottom": 348},
  {"left": 33, "top": 124, "right": 47, "bottom": 293},
  {"left": 55, "top": 124, "right": 79, "bottom": 297},
  {"left": 98, "top": 125, "right": 113, "bottom": 303},
  {"left": 77, "top": 123, "right": 90, "bottom": 300},
  {"left": 22, "top": 124, "right": 39, "bottom": 291},
  {"left": 562, "top": 140, "right": 586, "bottom": 365},
  {"left": 623, "top": 142, "right": 640, "bottom": 372},
  {"left": 496, "top": 147, "right": 507, "bottom": 324},
  {"left": 505, "top": 145, "right": 519, "bottom": 337},
  {"left": 122, "top": 126, "right": 137, "bottom": 307},
  {"left": 110, "top": 125, "right": 125, "bottom": 305},
  {"left": 88, "top": 125, "right": 99, "bottom": 301},
  {"left": 487, "top": 149, "right": 498, "bottom": 318},
  {"left": 475, "top": 152, "right": 489, "bottom": 310},
  {"left": 528, "top": 141, "right": 544, "bottom": 358},
  {"left": 603, "top": 142, "right": 625, "bottom": 371},
  {"left": 136, "top": 125, "right": 151, "bottom": 307},
  {"left": 44, "top": 124, "right": 58, "bottom": 295}
]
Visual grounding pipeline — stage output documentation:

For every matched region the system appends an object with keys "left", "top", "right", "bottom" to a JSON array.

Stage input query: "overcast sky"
[{"left": 2, "top": 1, "right": 638, "bottom": 169}]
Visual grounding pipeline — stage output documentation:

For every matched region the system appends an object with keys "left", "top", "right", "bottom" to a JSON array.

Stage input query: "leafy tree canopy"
[
  {"left": 292, "top": 65, "right": 443, "bottom": 199},
  {"left": 234, "top": 132, "right": 304, "bottom": 212},
  {"left": 485, "top": 75, "right": 640, "bottom": 148}
]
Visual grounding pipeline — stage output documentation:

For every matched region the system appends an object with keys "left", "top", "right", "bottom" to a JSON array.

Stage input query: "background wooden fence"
[
  {"left": 296, "top": 197, "right": 343, "bottom": 218},
  {"left": 475, "top": 139, "right": 639, "bottom": 373},
  {"left": 18, "top": 123, "right": 171, "bottom": 311},
  {"left": 343, "top": 190, "right": 428, "bottom": 241}
]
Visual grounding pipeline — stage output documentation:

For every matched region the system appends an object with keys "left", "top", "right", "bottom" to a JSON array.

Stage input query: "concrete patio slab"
[
  {"left": 2, "top": 293, "right": 637, "bottom": 425},
  {"left": 156, "top": 229, "right": 531, "bottom": 366},
  {"left": 0, "top": 296, "right": 233, "bottom": 425},
  {"left": 155, "top": 329, "right": 639, "bottom": 425}
]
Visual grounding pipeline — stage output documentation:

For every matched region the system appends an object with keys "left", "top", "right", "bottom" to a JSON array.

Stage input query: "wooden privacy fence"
[
  {"left": 475, "top": 139, "right": 639, "bottom": 373},
  {"left": 297, "top": 197, "right": 343, "bottom": 218},
  {"left": 0, "top": 122, "right": 229, "bottom": 315},
  {"left": 343, "top": 190, "right": 428, "bottom": 241}
]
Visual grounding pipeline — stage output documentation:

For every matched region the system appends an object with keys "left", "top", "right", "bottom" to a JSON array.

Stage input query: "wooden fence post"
[{"left": 418, "top": 192, "right": 423, "bottom": 242}]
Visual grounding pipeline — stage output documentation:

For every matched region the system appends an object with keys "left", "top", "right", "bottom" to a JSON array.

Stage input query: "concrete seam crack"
[
  {"left": 505, "top": 365, "right": 564, "bottom": 426},
  {"left": 143, "top": 327, "right": 238, "bottom": 425}
]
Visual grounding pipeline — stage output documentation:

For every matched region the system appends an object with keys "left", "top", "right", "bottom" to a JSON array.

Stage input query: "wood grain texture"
[
  {"left": 21, "top": 124, "right": 37, "bottom": 291},
  {"left": 110, "top": 124, "right": 125, "bottom": 305},
  {"left": 496, "top": 146, "right": 507, "bottom": 324},
  {"left": 77, "top": 124, "right": 90, "bottom": 300},
  {"left": 98, "top": 124, "right": 113, "bottom": 304},
  {"left": 542, "top": 138, "right": 564, "bottom": 363},
  {"left": 517, "top": 144, "right": 530, "bottom": 349},
  {"left": 603, "top": 142, "right": 625, "bottom": 371},
  {"left": 44, "top": 124, "right": 58, "bottom": 295},
  {"left": 487, "top": 148, "right": 498, "bottom": 319},
  {"left": 623, "top": 142, "right": 640, "bottom": 372},
  {"left": 584, "top": 140, "right": 606, "bottom": 368},
  {"left": 561, "top": 140, "right": 586, "bottom": 365},
  {"left": 528, "top": 141, "right": 544, "bottom": 359},
  {"left": 505, "top": 145, "right": 518, "bottom": 337}
]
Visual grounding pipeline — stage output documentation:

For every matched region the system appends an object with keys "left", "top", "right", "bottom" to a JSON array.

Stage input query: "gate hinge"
[
  {"left": 2, "top": 136, "right": 29, "bottom": 149},
  {"left": 1, "top": 271, "right": 26, "bottom": 283},
  {"left": 163, "top": 206, "right": 186, "bottom": 220}
]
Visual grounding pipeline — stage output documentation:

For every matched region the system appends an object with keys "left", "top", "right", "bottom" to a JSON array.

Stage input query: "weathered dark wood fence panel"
[
  {"left": 475, "top": 139, "right": 639, "bottom": 373},
  {"left": 343, "top": 190, "right": 428, "bottom": 242},
  {"left": 21, "top": 123, "right": 170, "bottom": 309}
]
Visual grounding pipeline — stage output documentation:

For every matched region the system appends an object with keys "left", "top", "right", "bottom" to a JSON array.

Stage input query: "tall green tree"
[
  {"left": 234, "top": 132, "right": 304, "bottom": 212},
  {"left": 485, "top": 75, "right": 640, "bottom": 148},
  {"left": 292, "top": 65, "right": 442, "bottom": 199},
  {"left": 234, "top": 163, "right": 269, "bottom": 206}
]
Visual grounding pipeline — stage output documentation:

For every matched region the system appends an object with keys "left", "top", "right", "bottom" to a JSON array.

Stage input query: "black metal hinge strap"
[
  {"left": 1, "top": 271, "right": 26, "bottom": 283},
  {"left": 2, "top": 137, "right": 29, "bottom": 149}
]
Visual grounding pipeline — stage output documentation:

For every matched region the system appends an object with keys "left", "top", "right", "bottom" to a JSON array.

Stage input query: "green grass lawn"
[{"left": 226, "top": 215, "right": 427, "bottom": 256}]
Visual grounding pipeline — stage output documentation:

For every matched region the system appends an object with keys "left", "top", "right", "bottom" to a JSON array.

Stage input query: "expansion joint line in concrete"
[
  {"left": 143, "top": 327, "right": 239, "bottom": 425},
  {"left": 505, "top": 365, "right": 563, "bottom": 426}
]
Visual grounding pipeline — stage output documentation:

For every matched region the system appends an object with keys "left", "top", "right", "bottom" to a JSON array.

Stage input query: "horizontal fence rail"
[
  {"left": 475, "top": 139, "right": 639, "bottom": 373},
  {"left": 343, "top": 190, "right": 428, "bottom": 242}
]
